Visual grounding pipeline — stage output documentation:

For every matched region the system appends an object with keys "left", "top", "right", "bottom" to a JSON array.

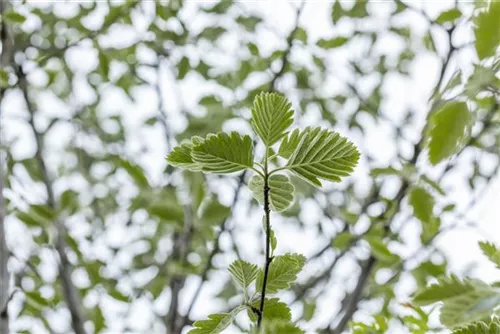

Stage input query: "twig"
[{"left": 16, "top": 66, "right": 87, "bottom": 334}]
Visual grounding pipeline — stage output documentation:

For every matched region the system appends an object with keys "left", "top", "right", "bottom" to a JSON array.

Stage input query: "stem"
[
  {"left": 257, "top": 150, "right": 272, "bottom": 329},
  {"left": 268, "top": 166, "right": 287, "bottom": 176},
  {"left": 250, "top": 166, "right": 265, "bottom": 178}
]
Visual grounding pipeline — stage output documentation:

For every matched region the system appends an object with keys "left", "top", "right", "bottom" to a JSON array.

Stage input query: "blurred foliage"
[{"left": 0, "top": 0, "right": 499, "bottom": 333}]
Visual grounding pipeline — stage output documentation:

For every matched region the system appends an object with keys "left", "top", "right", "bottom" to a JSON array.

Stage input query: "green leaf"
[
  {"left": 365, "top": 236, "right": 399, "bottom": 264},
  {"left": 256, "top": 253, "right": 306, "bottom": 294},
  {"left": 248, "top": 174, "right": 295, "bottom": 212},
  {"left": 436, "top": 8, "right": 462, "bottom": 24},
  {"left": 479, "top": 241, "right": 500, "bottom": 269},
  {"left": 109, "top": 289, "right": 129, "bottom": 302},
  {"left": 177, "top": 56, "right": 190, "bottom": 80},
  {"left": 474, "top": 1, "right": 500, "bottom": 60},
  {"left": 0, "top": 69, "right": 9, "bottom": 88},
  {"left": 3, "top": 9, "right": 26, "bottom": 24},
  {"left": 413, "top": 276, "right": 500, "bottom": 328},
  {"left": 409, "top": 186, "right": 435, "bottom": 223},
  {"left": 261, "top": 321, "right": 304, "bottom": 334},
  {"left": 148, "top": 197, "right": 184, "bottom": 223},
  {"left": 167, "top": 141, "right": 202, "bottom": 172},
  {"left": 317, "top": 37, "right": 349, "bottom": 49},
  {"left": 453, "top": 320, "right": 500, "bottom": 334},
  {"left": 413, "top": 275, "right": 478, "bottom": 306},
  {"left": 248, "top": 298, "right": 292, "bottom": 322},
  {"left": 285, "top": 127, "right": 360, "bottom": 187},
  {"left": 25, "top": 291, "right": 50, "bottom": 307},
  {"left": 278, "top": 128, "right": 308, "bottom": 159},
  {"left": 189, "top": 306, "right": 245, "bottom": 334},
  {"left": 202, "top": 0, "right": 233, "bottom": 14},
  {"left": 427, "top": 101, "right": 472, "bottom": 165},
  {"left": 191, "top": 132, "right": 254, "bottom": 174},
  {"left": 331, "top": 1, "right": 344, "bottom": 24},
  {"left": 332, "top": 232, "right": 353, "bottom": 249},
  {"left": 228, "top": 260, "right": 259, "bottom": 290},
  {"left": 303, "top": 301, "right": 316, "bottom": 321},
  {"left": 90, "top": 307, "right": 106, "bottom": 333},
  {"left": 116, "top": 158, "right": 149, "bottom": 188},
  {"left": 250, "top": 92, "right": 294, "bottom": 147},
  {"left": 189, "top": 313, "right": 233, "bottom": 334},
  {"left": 236, "top": 15, "right": 261, "bottom": 32},
  {"left": 199, "top": 197, "right": 230, "bottom": 225},
  {"left": 370, "top": 166, "right": 401, "bottom": 178}
]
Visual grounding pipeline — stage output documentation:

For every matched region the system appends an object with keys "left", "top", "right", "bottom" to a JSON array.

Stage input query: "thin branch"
[
  {"left": 16, "top": 66, "right": 87, "bottom": 334},
  {"left": 269, "top": 1, "right": 306, "bottom": 92}
]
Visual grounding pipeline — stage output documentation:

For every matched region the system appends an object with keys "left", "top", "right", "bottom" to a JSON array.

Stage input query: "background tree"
[{"left": 0, "top": 0, "right": 499, "bottom": 333}]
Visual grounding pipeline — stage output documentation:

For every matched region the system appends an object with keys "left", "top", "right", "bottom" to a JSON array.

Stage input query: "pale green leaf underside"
[
  {"left": 251, "top": 92, "right": 294, "bottom": 147},
  {"left": 285, "top": 127, "right": 360, "bottom": 187},
  {"left": 249, "top": 174, "right": 295, "bottom": 212},
  {"left": 480, "top": 241, "right": 500, "bottom": 269},
  {"left": 191, "top": 132, "right": 254, "bottom": 173},
  {"left": 166, "top": 142, "right": 202, "bottom": 171},
  {"left": 189, "top": 306, "right": 246, "bottom": 334},
  {"left": 248, "top": 298, "right": 291, "bottom": 322},
  {"left": 188, "top": 313, "right": 233, "bottom": 334},
  {"left": 453, "top": 319, "right": 500, "bottom": 334},
  {"left": 427, "top": 101, "right": 471, "bottom": 165},
  {"left": 256, "top": 253, "right": 306, "bottom": 294},
  {"left": 228, "top": 260, "right": 258, "bottom": 290}
]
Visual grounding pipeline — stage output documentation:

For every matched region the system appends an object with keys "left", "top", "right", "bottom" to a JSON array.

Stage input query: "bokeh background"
[{"left": 1, "top": 0, "right": 499, "bottom": 333}]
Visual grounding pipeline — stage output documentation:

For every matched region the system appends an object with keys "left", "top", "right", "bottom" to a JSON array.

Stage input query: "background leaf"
[{"left": 427, "top": 101, "right": 472, "bottom": 165}]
